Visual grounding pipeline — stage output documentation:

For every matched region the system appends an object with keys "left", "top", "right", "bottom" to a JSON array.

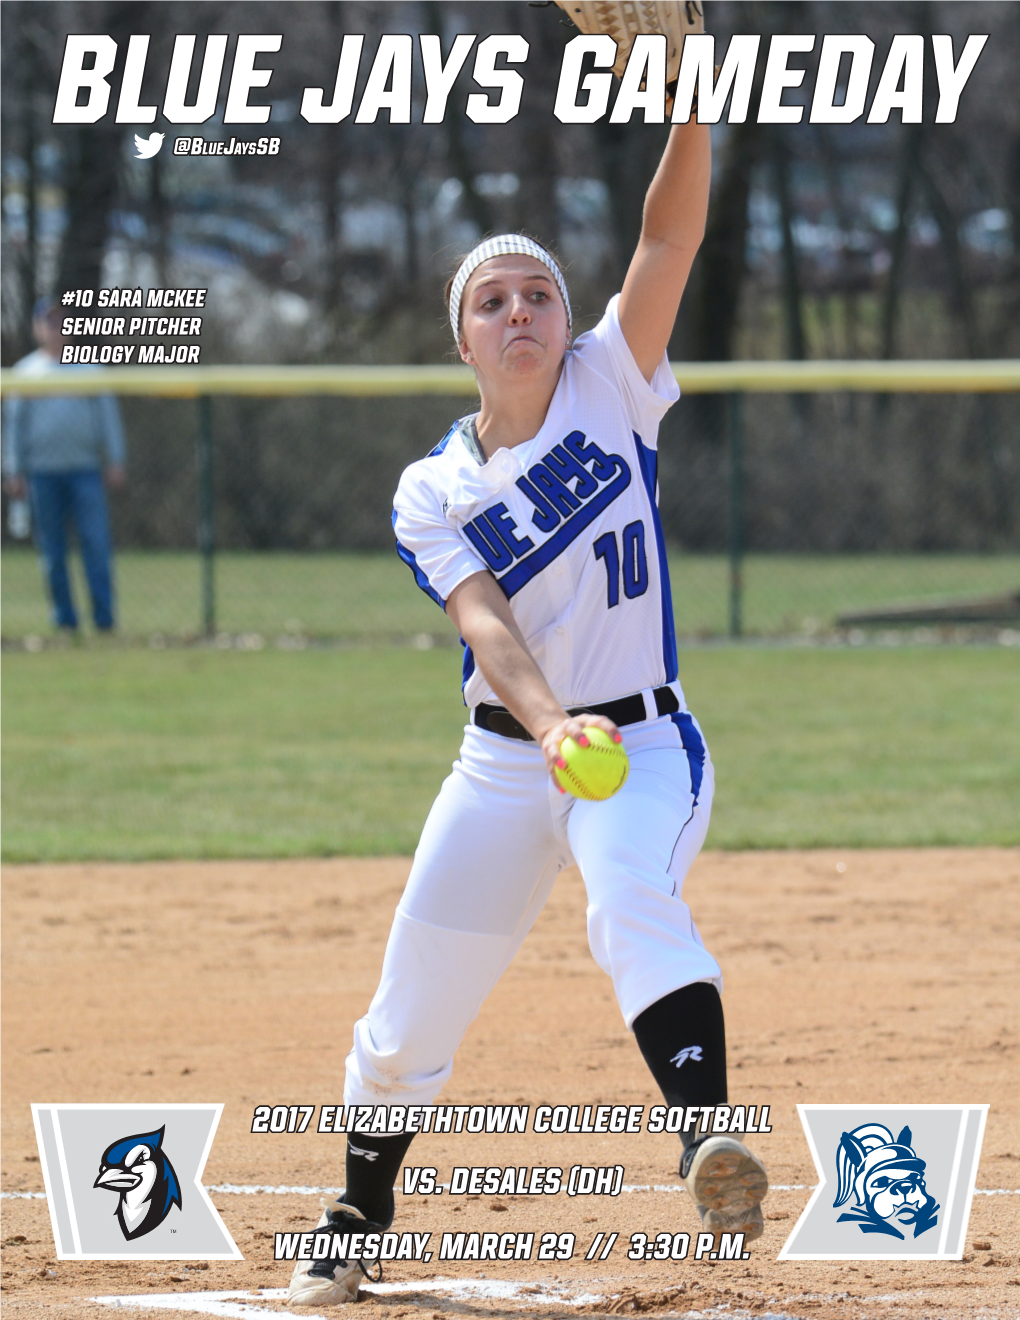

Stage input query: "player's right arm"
[{"left": 447, "top": 571, "right": 620, "bottom": 781}]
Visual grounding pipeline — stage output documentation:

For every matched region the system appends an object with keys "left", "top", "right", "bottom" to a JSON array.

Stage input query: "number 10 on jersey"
[{"left": 594, "top": 521, "right": 648, "bottom": 608}]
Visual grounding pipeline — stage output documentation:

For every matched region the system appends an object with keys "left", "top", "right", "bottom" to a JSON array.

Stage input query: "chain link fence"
[{"left": 2, "top": 378, "right": 1019, "bottom": 648}]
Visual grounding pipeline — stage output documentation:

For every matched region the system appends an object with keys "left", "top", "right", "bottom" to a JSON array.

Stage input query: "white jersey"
[{"left": 393, "top": 295, "right": 684, "bottom": 711}]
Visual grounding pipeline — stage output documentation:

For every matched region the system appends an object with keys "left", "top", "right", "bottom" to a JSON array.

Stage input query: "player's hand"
[
  {"left": 4, "top": 475, "right": 27, "bottom": 499},
  {"left": 539, "top": 713, "right": 623, "bottom": 789},
  {"left": 105, "top": 464, "right": 127, "bottom": 491}
]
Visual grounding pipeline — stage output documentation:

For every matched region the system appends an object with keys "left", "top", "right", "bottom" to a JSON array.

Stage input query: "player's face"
[{"left": 458, "top": 256, "right": 569, "bottom": 381}]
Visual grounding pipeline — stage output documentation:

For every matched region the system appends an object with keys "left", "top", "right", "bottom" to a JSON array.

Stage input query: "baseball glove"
[{"left": 553, "top": 1, "right": 705, "bottom": 113}]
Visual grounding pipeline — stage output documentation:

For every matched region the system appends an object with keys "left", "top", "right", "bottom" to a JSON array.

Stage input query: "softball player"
[{"left": 290, "top": 113, "right": 767, "bottom": 1307}]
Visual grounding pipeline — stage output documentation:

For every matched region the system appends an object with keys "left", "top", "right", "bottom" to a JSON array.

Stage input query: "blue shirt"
[{"left": 2, "top": 351, "right": 126, "bottom": 475}]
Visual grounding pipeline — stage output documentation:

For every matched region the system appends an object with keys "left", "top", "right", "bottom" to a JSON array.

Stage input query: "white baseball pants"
[{"left": 344, "top": 709, "right": 719, "bottom": 1108}]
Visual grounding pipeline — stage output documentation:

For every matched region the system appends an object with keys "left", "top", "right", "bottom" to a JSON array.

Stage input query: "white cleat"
[
  {"left": 287, "top": 1202, "right": 375, "bottom": 1307},
  {"left": 680, "top": 1135, "right": 768, "bottom": 1248}
]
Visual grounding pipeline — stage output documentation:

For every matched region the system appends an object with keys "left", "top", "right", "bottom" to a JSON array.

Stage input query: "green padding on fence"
[{"left": 3, "top": 359, "right": 1019, "bottom": 397}]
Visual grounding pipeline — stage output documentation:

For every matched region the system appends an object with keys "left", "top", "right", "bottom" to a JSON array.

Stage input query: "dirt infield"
[{"left": 2, "top": 849, "right": 1018, "bottom": 1320}]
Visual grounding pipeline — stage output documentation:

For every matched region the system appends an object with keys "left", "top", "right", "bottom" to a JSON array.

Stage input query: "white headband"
[{"left": 449, "top": 234, "right": 571, "bottom": 341}]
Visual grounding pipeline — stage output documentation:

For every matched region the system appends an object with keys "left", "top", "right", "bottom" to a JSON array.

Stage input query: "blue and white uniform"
[{"left": 344, "top": 296, "right": 721, "bottom": 1110}]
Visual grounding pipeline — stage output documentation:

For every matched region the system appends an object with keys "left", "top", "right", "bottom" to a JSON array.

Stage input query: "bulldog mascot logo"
[{"left": 833, "top": 1122, "right": 940, "bottom": 1240}]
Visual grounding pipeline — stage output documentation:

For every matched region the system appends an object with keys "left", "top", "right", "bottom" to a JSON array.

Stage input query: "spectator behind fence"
[{"left": 2, "top": 299, "right": 127, "bottom": 633}]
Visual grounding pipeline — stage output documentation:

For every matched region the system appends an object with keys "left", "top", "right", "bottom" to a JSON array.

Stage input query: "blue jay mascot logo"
[
  {"left": 833, "top": 1123, "right": 939, "bottom": 1240},
  {"left": 94, "top": 1126, "right": 182, "bottom": 1240}
]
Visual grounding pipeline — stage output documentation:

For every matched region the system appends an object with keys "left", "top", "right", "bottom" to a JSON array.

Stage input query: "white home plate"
[
  {"left": 93, "top": 1292, "right": 284, "bottom": 1319},
  {"left": 93, "top": 1280, "right": 606, "bottom": 1317}
]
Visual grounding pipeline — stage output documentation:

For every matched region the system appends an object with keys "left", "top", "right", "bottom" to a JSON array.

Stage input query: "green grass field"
[
  {"left": 3, "top": 646, "right": 1017, "bottom": 862},
  {"left": 3, "top": 548, "right": 1018, "bottom": 640}
]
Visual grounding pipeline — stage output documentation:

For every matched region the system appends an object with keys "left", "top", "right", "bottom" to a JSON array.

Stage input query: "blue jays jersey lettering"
[
  {"left": 393, "top": 296, "right": 685, "bottom": 711},
  {"left": 460, "top": 431, "right": 631, "bottom": 595}
]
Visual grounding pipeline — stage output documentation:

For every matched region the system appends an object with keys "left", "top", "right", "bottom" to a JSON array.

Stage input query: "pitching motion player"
[{"left": 289, "top": 5, "right": 769, "bottom": 1306}]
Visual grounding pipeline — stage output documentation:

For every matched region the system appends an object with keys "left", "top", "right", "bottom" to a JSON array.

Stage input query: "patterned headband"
[{"left": 449, "top": 234, "right": 571, "bottom": 341}]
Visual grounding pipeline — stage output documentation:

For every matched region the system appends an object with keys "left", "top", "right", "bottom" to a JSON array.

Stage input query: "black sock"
[
  {"left": 343, "top": 1131, "right": 416, "bottom": 1227},
  {"left": 632, "top": 982, "right": 727, "bottom": 1147}
]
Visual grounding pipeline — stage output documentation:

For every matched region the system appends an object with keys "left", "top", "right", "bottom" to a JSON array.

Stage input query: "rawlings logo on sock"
[{"left": 347, "top": 1142, "right": 379, "bottom": 1161}]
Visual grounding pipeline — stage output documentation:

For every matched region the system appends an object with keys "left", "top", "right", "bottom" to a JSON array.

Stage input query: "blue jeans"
[{"left": 29, "top": 470, "right": 115, "bottom": 630}]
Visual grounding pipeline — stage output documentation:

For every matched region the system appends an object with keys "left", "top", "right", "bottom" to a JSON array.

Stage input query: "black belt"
[{"left": 473, "top": 686, "right": 680, "bottom": 742}]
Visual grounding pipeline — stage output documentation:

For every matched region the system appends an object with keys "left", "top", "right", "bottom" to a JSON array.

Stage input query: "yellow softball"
[{"left": 554, "top": 727, "right": 629, "bottom": 800}]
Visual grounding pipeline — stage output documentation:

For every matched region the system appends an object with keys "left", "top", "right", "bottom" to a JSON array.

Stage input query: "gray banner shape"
[
  {"left": 779, "top": 1104, "right": 987, "bottom": 1260},
  {"left": 32, "top": 1104, "right": 242, "bottom": 1260},
  {"left": 943, "top": 1106, "right": 983, "bottom": 1257},
  {"left": 33, "top": 1107, "right": 74, "bottom": 1256}
]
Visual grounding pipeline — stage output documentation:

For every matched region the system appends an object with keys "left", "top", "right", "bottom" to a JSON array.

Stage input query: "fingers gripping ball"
[{"left": 555, "top": 728, "right": 629, "bottom": 801}]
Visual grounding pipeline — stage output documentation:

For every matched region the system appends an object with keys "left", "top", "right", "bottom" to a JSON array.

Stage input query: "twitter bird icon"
[{"left": 134, "top": 132, "right": 164, "bottom": 160}]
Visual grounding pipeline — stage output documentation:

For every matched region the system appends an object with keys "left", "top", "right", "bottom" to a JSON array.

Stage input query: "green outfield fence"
[{"left": 2, "top": 360, "right": 1019, "bottom": 643}]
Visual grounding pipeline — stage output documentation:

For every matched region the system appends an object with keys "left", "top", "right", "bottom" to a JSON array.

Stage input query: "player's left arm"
[{"left": 617, "top": 118, "right": 711, "bottom": 382}]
